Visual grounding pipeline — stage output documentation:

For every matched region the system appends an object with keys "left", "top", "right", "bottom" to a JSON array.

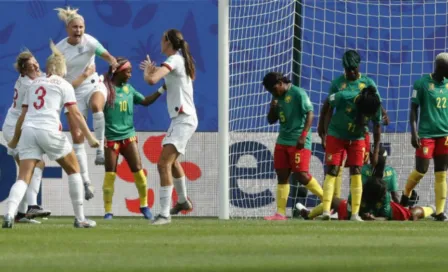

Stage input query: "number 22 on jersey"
[{"left": 436, "top": 97, "right": 447, "bottom": 108}]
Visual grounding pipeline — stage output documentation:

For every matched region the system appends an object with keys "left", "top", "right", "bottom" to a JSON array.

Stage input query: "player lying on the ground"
[
  {"left": 2, "top": 50, "right": 51, "bottom": 224},
  {"left": 401, "top": 52, "right": 448, "bottom": 222},
  {"left": 321, "top": 85, "right": 382, "bottom": 221},
  {"left": 298, "top": 148, "right": 434, "bottom": 221},
  {"left": 262, "top": 72, "right": 323, "bottom": 221},
  {"left": 102, "top": 57, "right": 164, "bottom": 220},
  {"left": 317, "top": 50, "right": 390, "bottom": 198},
  {"left": 3, "top": 41, "right": 99, "bottom": 229}
]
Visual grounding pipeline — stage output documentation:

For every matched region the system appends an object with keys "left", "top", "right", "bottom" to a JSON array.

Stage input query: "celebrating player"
[
  {"left": 3, "top": 41, "right": 99, "bottom": 228},
  {"left": 262, "top": 72, "right": 323, "bottom": 220},
  {"left": 102, "top": 57, "right": 164, "bottom": 220},
  {"left": 317, "top": 50, "right": 389, "bottom": 198},
  {"left": 401, "top": 53, "right": 448, "bottom": 221},
  {"left": 54, "top": 7, "right": 119, "bottom": 200},
  {"left": 140, "top": 29, "right": 197, "bottom": 225},
  {"left": 2, "top": 50, "right": 51, "bottom": 224},
  {"left": 321, "top": 85, "right": 382, "bottom": 221}
]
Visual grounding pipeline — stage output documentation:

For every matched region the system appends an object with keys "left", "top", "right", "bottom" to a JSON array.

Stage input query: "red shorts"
[
  {"left": 274, "top": 144, "right": 311, "bottom": 173},
  {"left": 105, "top": 136, "right": 138, "bottom": 155},
  {"left": 337, "top": 200, "right": 349, "bottom": 220},
  {"left": 341, "top": 132, "right": 370, "bottom": 166},
  {"left": 390, "top": 202, "right": 411, "bottom": 221},
  {"left": 325, "top": 135, "right": 366, "bottom": 167},
  {"left": 415, "top": 137, "right": 448, "bottom": 159}
]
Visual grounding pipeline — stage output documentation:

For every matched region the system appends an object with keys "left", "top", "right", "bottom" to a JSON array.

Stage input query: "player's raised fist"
[{"left": 88, "top": 136, "right": 100, "bottom": 148}]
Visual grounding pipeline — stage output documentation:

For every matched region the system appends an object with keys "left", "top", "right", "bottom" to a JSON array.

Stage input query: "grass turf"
[{"left": 1, "top": 218, "right": 447, "bottom": 272}]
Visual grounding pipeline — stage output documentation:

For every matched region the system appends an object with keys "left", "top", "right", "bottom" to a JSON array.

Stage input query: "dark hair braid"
[
  {"left": 355, "top": 85, "right": 381, "bottom": 126},
  {"left": 103, "top": 57, "right": 129, "bottom": 107}
]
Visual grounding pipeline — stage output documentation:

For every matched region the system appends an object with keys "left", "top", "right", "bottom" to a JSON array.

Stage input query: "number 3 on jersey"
[{"left": 33, "top": 86, "right": 46, "bottom": 110}]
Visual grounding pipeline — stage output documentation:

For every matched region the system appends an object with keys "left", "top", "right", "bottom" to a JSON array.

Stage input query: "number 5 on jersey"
[{"left": 33, "top": 86, "right": 47, "bottom": 110}]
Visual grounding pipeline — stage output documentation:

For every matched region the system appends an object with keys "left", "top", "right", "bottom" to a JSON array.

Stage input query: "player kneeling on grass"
[
  {"left": 3, "top": 41, "right": 99, "bottom": 229},
  {"left": 262, "top": 72, "right": 324, "bottom": 220},
  {"left": 102, "top": 57, "right": 164, "bottom": 220},
  {"left": 321, "top": 85, "right": 382, "bottom": 221},
  {"left": 299, "top": 148, "right": 434, "bottom": 221},
  {"left": 401, "top": 53, "right": 448, "bottom": 221}
]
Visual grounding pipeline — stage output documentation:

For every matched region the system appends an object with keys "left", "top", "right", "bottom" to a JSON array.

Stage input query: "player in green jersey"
[
  {"left": 322, "top": 86, "right": 382, "bottom": 221},
  {"left": 317, "top": 50, "right": 389, "bottom": 199},
  {"left": 262, "top": 72, "right": 324, "bottom": 220},
  {"left": 101, "top": 57, "right": 163, "bottom": 220},
  {"left": 402, "top": 53, "right": 448, "bottom": 221}
]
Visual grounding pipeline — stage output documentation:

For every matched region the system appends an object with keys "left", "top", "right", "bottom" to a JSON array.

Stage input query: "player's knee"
[
  {"left": 71, "top": 129, "right": 84, "bottom": 143},
  {"left": 130, "top": 162, "right": 142, "bottom": 173},
  {"left": 415, "top": 164, "right": 429, "bottom": 174},
  {"left": 296, "top": 172, "right": 311, "bottom": 185},
  {"left": 349, "top": 166, "right": 361, "bottom": 175},
  {"left": 36, "top": 160, "right": 45, "bottom": 169},
  {"left": 326, "top": 166, "right": 339, "bottom": 176},
  {"left": 157, "top": 161, "right": 172, "bottom": 173},
  {"left": 91, "top": 103, "right": 103, "bottom": 113}
]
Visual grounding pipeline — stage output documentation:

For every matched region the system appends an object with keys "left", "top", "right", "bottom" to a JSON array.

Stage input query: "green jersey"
[
  {"left": 275, "top": 85, "right": 313, "bottom": 149},
  {"left": 329, "top": 74, "right": 378, "bottom": 96},
  {"left": 104, "top": 84, "right": 145, "bottom": 141},
  {"left": 361, "top": 165, "right": 398, "bottom": 193},
  {"left": 411, "top": 74, "right": 448, "bottom": 138},
  {"left": 327, "top": 91, "right": 381, "bottom": 140}
]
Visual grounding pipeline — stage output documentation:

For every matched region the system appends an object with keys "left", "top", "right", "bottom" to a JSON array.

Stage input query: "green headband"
[{"left": 342, "top": 50, "right": 361, "bottom": 69}]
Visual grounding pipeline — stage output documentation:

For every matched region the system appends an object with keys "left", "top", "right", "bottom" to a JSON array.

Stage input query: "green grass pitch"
[{"left": 2, "top": 218, "right": 448, "bottom": 272}]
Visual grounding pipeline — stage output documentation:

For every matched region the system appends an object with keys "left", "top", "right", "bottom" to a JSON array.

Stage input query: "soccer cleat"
[
  {"left": 170, "top": 200, "right": 193, "bottom": 215},
  {"left": 84, "top": 182, "right": 95, "bottom": 201},
  {"left": 16, "top": 217, "right": 41, "bottom": 224},
  {"left": 26, "top": 205, "right": 51, "bottom": 218},
  {"left": 95, "top": 149, "right": 105, "bottom": 166},
  {"left": 2, "top": 215, "right": 13, "bottom": 229},
  {"left": 151, "top": 214, "right": 171, "bottom": 225},
  {"left": 140, "top": 207, "right": 153, "bottom": 220},
  {"left": 264, "top": 213, "right": 287, "bottom": 221},
  {"left": 400, "top": 194, "right": 410, "bottom": 207},
  {"left": 104, "top": 213, "right": 113, "bottom": 220},
  {"left": 433, "top": 213, "right": 448, "bottom": 222},
  {"left": 350, "top": 214, "right": 364, "bottom": 222},
  {"left": 321, "top": 211, "right": 331, "bottom": 221},
  {"left": 74, "top": 218, "right": 97, "bottom": 228},
  {"left": 295, "top": 203, "right": 310, "bottom": 220}
]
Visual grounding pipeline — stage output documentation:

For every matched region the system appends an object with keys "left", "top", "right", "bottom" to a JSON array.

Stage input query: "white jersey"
[
  {"left": 3, "top": 75, "right": 34, "bottom": 127},
  {"left": 162, "top": 53, "right": 196, "bottom": 118},
  {"left": 22, "top": 75, "right": 76, "bottom": 132},
  {"left": 55, "top": 33, "right": 102, "bottom": 90}
]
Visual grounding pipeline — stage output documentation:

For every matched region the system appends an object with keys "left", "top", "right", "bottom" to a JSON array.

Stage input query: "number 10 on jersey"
[{"left": 119, "top": 101, "right": 128, "bottom": 112}]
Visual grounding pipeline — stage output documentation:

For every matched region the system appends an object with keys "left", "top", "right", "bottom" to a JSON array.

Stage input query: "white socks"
[
  {"left": 6, "top": 180, "right": 28, "bottom": 218},
  {"left": 173, "top": 176, "right": 188, "bottom": 203},
  {"left": 93, "top": 112, "right": 105, "bottom": 151},
  {"left": 159, "top": 185, "right": 173, "bottom": 217},
  {"left": 68, "top": 173, "right": 85, "bottom": 222},
  {"left": 27, "top": 167, "right": 42, "bottom": 206},
  {"left": 18, "top": 198, "right": 28, "bottom": 214},
  {"left": 73, "top": 143, "right": 91, "bottom": 184}
]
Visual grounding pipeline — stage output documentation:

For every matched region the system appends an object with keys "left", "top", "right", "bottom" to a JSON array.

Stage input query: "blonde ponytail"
[
  {"left": 55, "top": 6, "right": 84, "bottom": 25},
  {"left": 47, "top": 40, "right": 67, "bottom": 76}
]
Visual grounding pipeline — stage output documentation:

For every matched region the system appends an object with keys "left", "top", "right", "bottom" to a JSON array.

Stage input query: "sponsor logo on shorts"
[{"left": 423, "top": 147, "right": 429, "bottom": 155}]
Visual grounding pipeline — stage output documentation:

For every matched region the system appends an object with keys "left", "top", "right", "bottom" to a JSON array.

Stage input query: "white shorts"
[
  {"left": 162, "top": 114, "right": 198, "bottom": 155},
  {"left": 2, "top": 124, "right": 18, "bottom": 157},
  {"left": 18, "top": 127, "right": 72, "bottom": 161},
  {"left": 64, "top": 75, "right": 107, "bottom": 118}
]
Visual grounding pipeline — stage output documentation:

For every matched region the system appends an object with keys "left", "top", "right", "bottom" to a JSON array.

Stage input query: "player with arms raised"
[
  {"left": 55, "top": 7, "right": 119, "bottom": 200},
  {"left": 318, "top": 50, "right": 389, "bottom": 198},
  {"left": 2, "top": 50, "right": 50, "bottom": 223},
  {"left": 102, "top": 57, "right": 164, "bottom": 220},
  {"left": 141, "top": 29, "right": 197, "bottom": 225},
  {"left": 321, "top": 86, "right": 382, "bottom": 221},
  {"left": 401, "top": 53, "right": 448, "bottom": 221},
  {"left": 3, "top": 41, "right": 99, "bottom": 228},
  {"left": 262, "top": 72, "right": 323, "bottom": 220}
]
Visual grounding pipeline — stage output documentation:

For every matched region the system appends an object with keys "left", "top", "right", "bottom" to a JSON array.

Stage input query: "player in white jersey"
[
  {"left": 140, "top": 29, "right": 198, "bottom": 225},
  {"left": 2, "top": 41, "right": 99, "bottom": 229},
  {"left": 54, "top": 7, "right": 119, "bottom": 200},
  {"left": 2, "top": 50, "right": 51, "bottom": 224}
]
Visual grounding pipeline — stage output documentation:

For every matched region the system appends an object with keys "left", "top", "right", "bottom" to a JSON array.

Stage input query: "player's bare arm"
[
  {"left": 139, "top": 84, "right": 166, "bottom": 106},
  {"left": 66, "top": 104, "right": 99, "bottom": 148},
  {"left": 371, "top": 123, "right": 381, "bottom": 167},
  {"left": 381, "top": 106, "right": 389, "bottom": 125},
  {"left": 100, "top": 51, "right": 119, "bottom": 72},
  {"left": 409, "top": 103, "right": 420, "bottom": 149},
  {"left": 317, "top": 99, "right": 330, "bottom": 137},
  {"left": 71, "top": 64, "right": 95, "bottom": 88},
  {"left": 8, "top": 105, "right": 28, "bottom": 149},
  {"left": 140, "top": 55, "right": 170, "bottom": 85},
  {"left": 297, "top": 110, "right": 313, "bottom": 149}
]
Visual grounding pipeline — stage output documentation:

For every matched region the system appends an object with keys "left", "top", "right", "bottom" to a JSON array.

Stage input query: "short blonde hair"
[
  {"left": 47, "top": 40, "right": 67, "bottom": 77},
  {"left": 14, "top": 50, "right": 34, "bottom": 74},
  {"left": 55, "top": 6, "right": 84, "bottom": 26}
]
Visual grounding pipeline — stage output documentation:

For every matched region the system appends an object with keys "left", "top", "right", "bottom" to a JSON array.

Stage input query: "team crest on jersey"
[
  {"left": 429, "top": 83, "right": 435, "bottom": 91},
  {"left": 123, "top": 86, "right": 129, "bottom": 94},
  {"left": 285, "top": 95, "right": 292, "bottom": 103},
  {"left": 358, "top": 83, "right": 366, "bottom": 91},
  {"left": 345, "top": 106, "right": 352, "bottom": 113},
  {"left": 423, "top": 147, "right": 429, "bottom": 155},
  {"left": 340, "top": 82, "right": 347, "bottom": 91}
]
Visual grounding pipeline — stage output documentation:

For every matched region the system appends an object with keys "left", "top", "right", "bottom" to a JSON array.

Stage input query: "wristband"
[
  {"left": 157, "top": 86, "right": 166, "bottom": 94},
  {"left": 301, "top": 130, "right": 308, "bottom": 138}
]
